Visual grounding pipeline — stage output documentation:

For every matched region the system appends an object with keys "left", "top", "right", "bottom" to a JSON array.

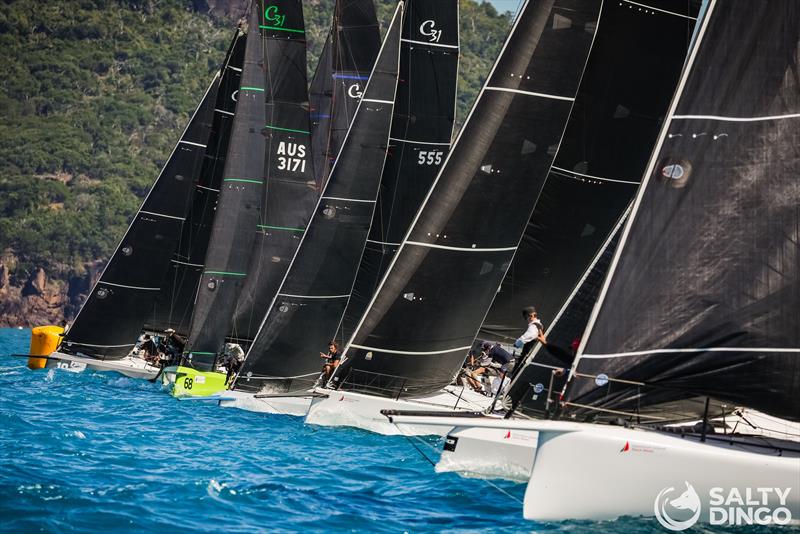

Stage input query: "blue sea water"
[{"left": 0, "top": 328, "right": 786, "bottom": 533}]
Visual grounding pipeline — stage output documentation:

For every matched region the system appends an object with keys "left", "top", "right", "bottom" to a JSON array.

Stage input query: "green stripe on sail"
[
  {"left": 186, "top": 351, "right": 215, "bottom": 355},
  {"left": 204, "top": 270, "right": 247, "bottom": 277},
  {"left": 240, "top": 86, "right": 265, "bottom": 92},
  {"left": 259, "top": 25, "right": 304, "bottom": 34},
  {"left": 257, "top": 225, "right": 305, "bottom": 232},
  {"left": 223, "top": 178, "right": 263, "bottom": 184},
  {"left": 264, "top": 125, "right": 310, "bottom": 135}
]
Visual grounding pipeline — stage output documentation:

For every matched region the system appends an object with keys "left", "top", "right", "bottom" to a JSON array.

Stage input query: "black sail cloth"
[
  {"left": 313, "top": 0, "right": 381, "bottom": 187},
  {"left": 233, "top": 4, "right": 404, "bottom": 394},
  {"left": 144, "top": 33, "right": 246, "bottom": 337},
  {"left": 309, "top": 32, "right": 333, "bottom": 187},
  {"left": 479, "top": 0, "right": 700, "bottom": 342},
  {"left": 336, "top": 0, "right": 601, "bottom": 397},
  {"left": 229, "top": 0, "right": 316, "bottom": 349},
  {"left": 339, "top": 0, "right": 459, "bottom": 343},
  {"left": 61, "top": 51, "right": 225, "bottom": 359},
  {"left": 565, "top": 0, "right": 800, "bottom": 423},
  {"left": 183, "top": 5, "right": 267, "bottom": 371}
]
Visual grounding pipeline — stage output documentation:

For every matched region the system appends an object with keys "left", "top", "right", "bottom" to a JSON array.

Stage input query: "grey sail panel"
[
  {"left": 230, "top": 0, "right": 316, "bottom": 347},
  {"left": 318, "top": 0, "right": 382, "bottom": 184},
  {"left": 339, "top": 0, "right": 460, "bottom": 342},
  {"left": 336, "top": 0, "right": 601, "bottom": 397},
  {"left": 234, "top": 4, "right": 404, "bottom": 393},
  {"left": 479, "top": 0, "right": 700, "bottom": 342},
  {"left": 184, "top": 5, "right": 267, "bottom": 370},
  {"left": 144, "top": 32, "right": 246, "bottom": 337},
  {"left": 61, "top": 54, "right": 223, "bottom": 359},
  {"left": 565, "top": 0, "right": 800, "bottom": 423}
]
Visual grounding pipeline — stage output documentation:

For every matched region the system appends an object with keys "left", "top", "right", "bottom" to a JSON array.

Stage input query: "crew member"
[{"left": 514, "top": 306, "right": 546, "bottom": 359}]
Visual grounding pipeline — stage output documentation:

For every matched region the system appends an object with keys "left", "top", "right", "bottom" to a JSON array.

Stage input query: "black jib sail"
[
  {"left": 233, "top": 3, "right": 404, "bottom": 394},
  {"left": 313, "top": 0, "right": 381, "bottom": 186},
  {"left": 229, "top": 0, "right": 316, "bottom": 348},
  {"left": 183, "top": 4, "right": 267, "bottom": 371},
  {"left": 144, "top": 32, "right": 246, "bottom": 336},
  {"left": 335, "top": 0, "right": 602, "bottom": 397},
  {"left": 479, "top": 0, "right": 701, "bottom": 342},
  {"left": 339, "top": 0, "right": 460, "bottom": 343},
  {"left": 61, "top": 56, "right": 223, "bottom": 359},
  {"left": 504, "top": 211, "right": 625, "bottom": 418},
  {"left": 309, "top": 31, "right": 333, "bottom": 187},
  {"left": 564, "top": 0, "right": 800, "bottom": 423}
]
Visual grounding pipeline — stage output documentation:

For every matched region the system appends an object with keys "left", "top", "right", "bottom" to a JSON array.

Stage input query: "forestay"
[{"left": 565, "top": 0, "right": 800, "bottom": 423}]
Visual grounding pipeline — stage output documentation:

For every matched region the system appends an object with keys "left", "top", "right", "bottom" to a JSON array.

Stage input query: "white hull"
[
  {"left": 438, "top": 424, "right": 537, "bottom": 482},
  {"left": 46, "top": 351, "right": 160, "bottom": 380},
  {"left": 305, "top": 386, "right": 493, "bottom": 436},
  {"left": 218, "top": 389, "right": 312, "bottom": 417}
]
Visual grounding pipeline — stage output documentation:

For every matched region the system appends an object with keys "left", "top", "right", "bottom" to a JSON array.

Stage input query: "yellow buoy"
[{"left": 27, "top": 325, "right": 65, "bottom": 370}]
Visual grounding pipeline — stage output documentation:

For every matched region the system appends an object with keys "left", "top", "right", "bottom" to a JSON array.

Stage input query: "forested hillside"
[{"left": 0, "top": 0, "right": 511, "bottom": 326}]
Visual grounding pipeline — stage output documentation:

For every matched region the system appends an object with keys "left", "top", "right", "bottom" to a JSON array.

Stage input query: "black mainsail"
[
  {"left": 563, "top": 0, "right": 800, "bottom": 423},
  {"left": 61, "top": 50, "right": 225, "bottom": 359},
  {"left": 229, "top": 0, "right": 316, "bottom": 348},
  {"left": 183, "top": 4, "right": 267, "bottom": 370},
  {"left": 479, "top": 0, "right": 701, "bottom": 342},
  {"left": 309, "top": 31, "right": 333, "bottom": 188},
  {"left": 144, "top": 32, "right": 246, "bottom": 337},
  {"left": 313, "top": 0, "right": 381, "bottom": 186},
  {"left": 339, "top": 0, "right": 460, "bottom": 342},
  {"left": 234, "top": 3, "right": 404, "bottom": 393},
  {"left": 335, "top": 0, "right": 602, "bottom": 397}
]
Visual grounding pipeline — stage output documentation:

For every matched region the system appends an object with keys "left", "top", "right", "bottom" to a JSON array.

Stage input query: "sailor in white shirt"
[{"left": 514, "top": 306, "right": 546, "bottom": 359}]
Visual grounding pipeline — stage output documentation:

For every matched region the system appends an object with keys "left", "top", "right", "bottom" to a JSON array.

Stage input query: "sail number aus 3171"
[
  {"left": 277, "top": 141, "right": 307, "bottom": 173},
  {"left": 417, "top": 150, "right": 443, "bottom": 166}
]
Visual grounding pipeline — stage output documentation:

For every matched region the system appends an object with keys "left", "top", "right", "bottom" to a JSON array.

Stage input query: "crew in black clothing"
[{"left": 320, "top": 341, "right": 342, "bottom": 384}]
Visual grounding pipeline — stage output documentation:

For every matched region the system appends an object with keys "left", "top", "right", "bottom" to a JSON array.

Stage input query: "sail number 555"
[{"left": 417, "top": 150, "right": 443, "bottom": 166}]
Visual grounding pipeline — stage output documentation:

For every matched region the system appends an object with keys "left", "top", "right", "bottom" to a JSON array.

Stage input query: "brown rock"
[{"left": 0, "top": 263, "right": 8, "bottom": 292}]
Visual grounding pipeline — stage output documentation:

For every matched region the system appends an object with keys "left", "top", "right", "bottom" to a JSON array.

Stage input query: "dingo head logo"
[
  {"left": 419, "top": 20, "right": 442, "bottom": 43},
  {"left": 264, "top": 5, "right": 286, "bottom": 27},
  {"left": 654, "top": 482, "right": 701, "bottom": 531},
  {"left": 347, "top": 83, "right": 363, "bottom": 99}
]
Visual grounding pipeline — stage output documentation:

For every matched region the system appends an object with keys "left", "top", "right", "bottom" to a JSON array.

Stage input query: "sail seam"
[
  {"left": 179, "top": 140, "right": 207, "bottom": 148},
  {"left": 223, "top": 178, "right": 263, "bottom": 184},
  {"left": 367, "top": 239, "right": 402, "bottom": 246},
  {"left": 350, "top": 344, "right": 472, "bottom": 356},
  {"left": 139, "top": 211, "right": 185, "bottom": 221},
  {"left": 277, "top": 293, "right": 350, "bottom": 299},
  {"left": 204, "top": 271, "right": 246, "bottom": 277},
  {"left": 485, "top": 86, "right": 574, "bottom": 101},
  {"left": 321, "top": 196, "right": 376, "bottom": 204},
  {"left": 551, "top": 166, "right": 639, "bottom": 185},
  {"left": 362, "top": 98, "right": 394, "bottom": 105},
  {"left": 401, "top": 38, "right": 458, "bottom": 49},
  {"left": 622, "top": 0, "right": 697, "bottom": 20},
  {"left": 257, "top": 225, "right": 304, "bottom": 232},
  {"left": 583, "top": 347, "right": 800, "bottom": 359},
  {"left": 406, "top": 241, "right": 516, "bottom": 252},
  {"left": 196, "top": 185, "right": 220, "bottom": 192},
  {"left": 171, "top": 259, "right": 204, "bottom": 267},
  {"left": 215, "top": 108, "right": 235, "bottom": 116},
  {"left": 259, "top": 25, "right": 304, "bottom": 34},
  {"left": 672, "top": 112, "right": 800, "bottom": 122},
  {"left": 264, "top": 124, "right": 311, "bottom": 134},
  {"left": 100, "top": 281, "right": 160, "bottom": 291},
  {"left": 389, "top": 137, "right": 451, "bottom": 146}
]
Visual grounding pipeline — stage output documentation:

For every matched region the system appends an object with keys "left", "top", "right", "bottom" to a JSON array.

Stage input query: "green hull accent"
[{"left": 171, "top": 366, "right": 229, "bottom": 398}]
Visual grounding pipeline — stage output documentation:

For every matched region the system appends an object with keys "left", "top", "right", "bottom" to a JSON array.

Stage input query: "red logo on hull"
[{"left": 620, "top": 441, "right": 630, "bottom": 452}]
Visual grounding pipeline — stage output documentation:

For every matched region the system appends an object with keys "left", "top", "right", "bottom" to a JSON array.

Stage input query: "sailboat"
[
  {"left": 412, "top": 0, "right": 704, "bottom": 475},
  {"left": 392, "top": 0, "right": 800, "bottom": 524},
  {"left": 305, "top": 0, "right": 602, "bottom": 436},
  {"left": 219, "top": 1, "right": 405, "bottom": 415},
  {"left": 24, "top": 29, "right": 247, "bottom": 379},
  {"left": 168, "top": 0, "right": 318, "bottom": 397}
]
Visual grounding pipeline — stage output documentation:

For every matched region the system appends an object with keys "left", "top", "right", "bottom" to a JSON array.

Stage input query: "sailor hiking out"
[{"left": 514, "top": 306, "right": 546, "bottom": 359}]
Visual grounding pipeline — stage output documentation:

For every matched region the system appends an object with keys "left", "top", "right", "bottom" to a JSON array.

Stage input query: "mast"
[
  {"left": 233, "top": 3, "right": 404, "bottom": 394},
  {"left": 339, "top": 0, "right": 460, "bottom": 343},
  {"left": 144, "top": 31, "right": 246, "bottom": 337},
  {"left": 60, "top": 41, "right": 228, "bottom": 359},
  {"left": 564, "top": 0, "right": 800, "bottom": 423},
  {"left": 182, "top": 3, "right": 267, "bottom": 371},
  {"left": 334, "top": 0, "right": 602, "bottom": 397},
  {"left": 479, "top": 0, "right": 701, "bottom": 342},
  {"left": 316, "top": 0, "right": 381, "bottom": 186},
  {"left": 229, "top": 0, "right": 316, "bottom": 348}
]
